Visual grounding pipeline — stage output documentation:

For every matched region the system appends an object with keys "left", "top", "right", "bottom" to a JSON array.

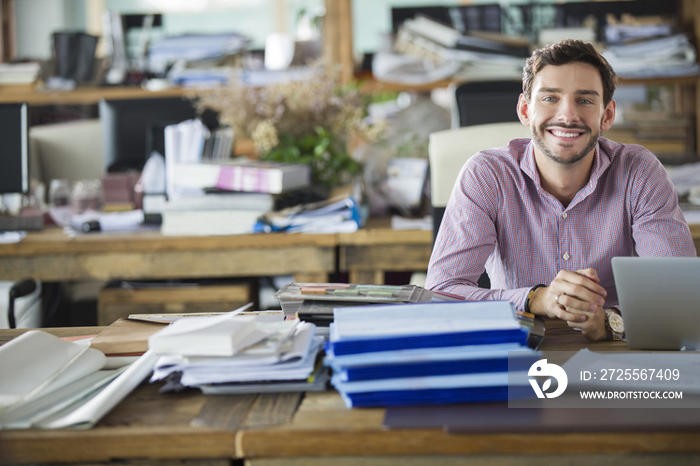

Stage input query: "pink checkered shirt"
[{"left": 425, "top": 137, "right": 696, "bottom": 311}]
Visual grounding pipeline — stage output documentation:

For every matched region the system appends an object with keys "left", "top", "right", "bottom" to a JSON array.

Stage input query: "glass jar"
[
  {"left": 49, "top": 179, "right": 71, "bottom": 208},
  {"left": 71, "top": 179, "right": 103, "bottom": 214}
]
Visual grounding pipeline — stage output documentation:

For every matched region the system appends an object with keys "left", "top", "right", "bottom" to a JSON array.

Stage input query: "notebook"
[{"left": 611, "top": 256, "right": 700, "bottom": 350}]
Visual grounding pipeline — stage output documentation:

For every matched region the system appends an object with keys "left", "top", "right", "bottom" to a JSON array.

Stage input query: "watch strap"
[{"left": 524, "top": 284, "right": 546, "bottom": 314}]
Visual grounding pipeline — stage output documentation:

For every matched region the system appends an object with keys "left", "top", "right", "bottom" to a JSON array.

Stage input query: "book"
[
  {"left": 147, "top": 304, "right": 297, "bottom": 356},
  {"left": 171, "top": 159, "right": 311, "bottom": 194},
  {"left": 0, "top": 62, "right": 41, "bottom": 84},
  {"left": 160, "top": 208, "right": 264, "bottom": 236},
  {"left": 162, "top": 191, "right": 276, "bottom": 212},
  {"left": 148, "top": 306, "right": 295, "bottom": 357}
]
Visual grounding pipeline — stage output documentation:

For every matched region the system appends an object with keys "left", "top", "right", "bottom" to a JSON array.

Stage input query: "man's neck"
[{"left": 535, "top": 150, "right": 596, "bottom": 208}]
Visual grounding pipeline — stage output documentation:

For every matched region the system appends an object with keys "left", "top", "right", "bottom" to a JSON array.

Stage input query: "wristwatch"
[{"left": 605, "top": 308, "right": 625, "bottom": 341}]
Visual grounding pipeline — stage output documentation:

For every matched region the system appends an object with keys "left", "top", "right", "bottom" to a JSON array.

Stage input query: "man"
[{"left": 425, "top": 39, "right": 696, "bottom": 341}]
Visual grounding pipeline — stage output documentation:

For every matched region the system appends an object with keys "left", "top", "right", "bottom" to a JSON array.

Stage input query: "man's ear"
[
  {"left": 600, "top": 99, "right": 616, "bottom": 132},
  {"left": 517, "top": 93, "right": 531, "bottom": 126}
]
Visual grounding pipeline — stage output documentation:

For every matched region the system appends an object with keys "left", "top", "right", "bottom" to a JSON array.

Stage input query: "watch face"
[{"left": 609, "top": 313, "right": 625, "bottom": 333}]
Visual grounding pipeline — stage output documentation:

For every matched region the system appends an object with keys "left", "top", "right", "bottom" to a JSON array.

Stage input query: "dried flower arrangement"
[{"left": 192, "top": 61, "right": 369, "bottom": 189}]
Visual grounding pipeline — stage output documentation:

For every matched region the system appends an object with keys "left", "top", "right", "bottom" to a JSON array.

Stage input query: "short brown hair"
[{"left": 522, "top": 39, "right": 618, "bottom": 106}]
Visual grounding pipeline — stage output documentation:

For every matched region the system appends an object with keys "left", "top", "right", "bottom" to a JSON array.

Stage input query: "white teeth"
[{"left": 550, "top": 130, "right": 580, "bottom": 138}]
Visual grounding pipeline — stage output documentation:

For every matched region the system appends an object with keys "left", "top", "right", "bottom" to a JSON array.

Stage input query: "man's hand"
[{"left": 529, "top": 268, "right": 609, "bottom": 341}]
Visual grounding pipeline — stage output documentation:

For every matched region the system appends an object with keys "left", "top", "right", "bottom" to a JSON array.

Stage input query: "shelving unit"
[
  {"left": 348, "top": 1, "right": 700, "bottom": 159},
  {"left": 0, "top": 0, "right": 698, "bottom": 152}
]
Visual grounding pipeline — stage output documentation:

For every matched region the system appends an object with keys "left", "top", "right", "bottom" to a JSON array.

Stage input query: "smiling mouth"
[{"left": 547, "top": 127, "right": 586, "bottom": 139}]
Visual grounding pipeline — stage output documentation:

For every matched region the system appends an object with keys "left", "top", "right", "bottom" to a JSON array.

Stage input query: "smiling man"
[{"left": 425, "top": 39, "right": 696, "bottom": 341}]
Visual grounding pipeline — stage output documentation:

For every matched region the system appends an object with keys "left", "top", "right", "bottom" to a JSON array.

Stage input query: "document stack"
[
  {"left": 273, "top": 282, "right": 464, "bottom": 331},
  {"left": 254, "top": 191, "right": 361, "bottom": 234},
  {"left": 0, "top": 62, "right": 41, "bottom": 86},
  {"left": 374, "top": 15, "right": 527, "bottom": 85},
  {"left": 602, "top": 34, "right": 700, "bottom": 79},
  {"left": 161, "top": 118, "right": 313, "bottom": 236},
  {"left": 148, "top": 307, "right": 327, "bottom": 394},
  {"left": 324, "top": 301, "right": 539, "bottom": 408}
]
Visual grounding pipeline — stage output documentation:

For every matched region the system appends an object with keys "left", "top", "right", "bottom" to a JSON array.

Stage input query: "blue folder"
[
  {"left": 340, "top": 384, "right": 534, "bottom": 408},
  {"left": 326, "top": 327, "right": 529, "bottom": 356},
  {"left": 338, "top": 354, "right": 538, "bottom": 382}
]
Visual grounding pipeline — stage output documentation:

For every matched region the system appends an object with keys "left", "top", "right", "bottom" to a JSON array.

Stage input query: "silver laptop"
[{"left": 611, "top": 256, "right": 700, "bottom": 350}]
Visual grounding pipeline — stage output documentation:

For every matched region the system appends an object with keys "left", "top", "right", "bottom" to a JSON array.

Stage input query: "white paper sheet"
[
  {"left": 0, "top": 331, "right": 105, "bottom": 413},
  {"left": 40, "top": 350, "right": 159, "bottom": 429}
]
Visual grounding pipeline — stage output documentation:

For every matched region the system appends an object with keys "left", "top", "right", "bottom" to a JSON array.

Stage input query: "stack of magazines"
[
  {"left": 148, "top": 306, "right": 328, "bottom": 394},
  {"left": 273, "top": 282, "right": 464, "bottom": 329},
  {"left": 324, "top": 301, "right": 540, "bottom": 408}
]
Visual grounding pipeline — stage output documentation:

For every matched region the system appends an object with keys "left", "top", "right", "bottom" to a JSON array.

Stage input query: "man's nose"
[{"left": 555, "top": 98, "right": 580, "bottom": 125}]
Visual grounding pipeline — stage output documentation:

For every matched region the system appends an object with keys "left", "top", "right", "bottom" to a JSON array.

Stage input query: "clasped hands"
[{"left": 528, "top": 268, "right": 608, "bottom": 341}]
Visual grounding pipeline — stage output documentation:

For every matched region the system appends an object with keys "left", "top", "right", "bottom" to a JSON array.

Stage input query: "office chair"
[
  {"left": 449, "top": 80, "right": 523, "bottom": 129},
  {"left": 3, "top": 278, "right": 40, "bottom": 329},
  {"left": 428, "top": 122, "right": 531, "bottom": 287}
]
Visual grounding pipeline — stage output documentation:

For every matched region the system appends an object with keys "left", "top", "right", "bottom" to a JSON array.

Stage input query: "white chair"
[
  {"left": 423, "top": 122, "right": 532, "bottom": 288},
  {"left": 429, "top": 121, "right": 532, "bottom": 238}
]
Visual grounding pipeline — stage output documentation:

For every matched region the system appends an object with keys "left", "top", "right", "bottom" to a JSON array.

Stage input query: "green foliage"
[{"left": 262, "top": 126, "right": 362, "bottom": 189}]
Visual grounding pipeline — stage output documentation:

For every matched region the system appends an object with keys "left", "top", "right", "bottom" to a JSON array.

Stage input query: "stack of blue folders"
[{"left": 324, "top": 301, "right": 538, "bottom": 408}]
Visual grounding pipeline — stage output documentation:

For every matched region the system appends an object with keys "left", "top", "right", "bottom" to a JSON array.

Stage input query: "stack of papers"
[
  {"left": 324, "top": 301, "right": 538, "bottom": 408},
  {"left": 0, "top": 62, "right": 41, "bottom": 85},
  {"left": 148, "top": 33, "right": 250, "bottom": 75},
  {"left": 0, "top": 331, "right": 156, "bottom": 429},
  {"left": 254, "top": 194, "right": 361, "bottom": 234},
  {"left": 376, "top": 15, "right": 526, "bottom": 85},
  {"left": 149, "top": 308, "right": 327, "bottom": 394},
  {"left": 602, "top": 34, "right": 700, "bottom": 79}
]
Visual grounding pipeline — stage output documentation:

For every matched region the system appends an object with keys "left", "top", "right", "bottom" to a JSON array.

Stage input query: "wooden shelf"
[
  {"left": 357, "top": 70, "right": 700, "bottom": 93},
  {"left": 0, "top": 85, "right": 191, "bottom": 106}
]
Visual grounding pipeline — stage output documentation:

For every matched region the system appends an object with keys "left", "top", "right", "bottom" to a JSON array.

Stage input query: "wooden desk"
[
  {"left": 338, "top": 218, "right": 433, "bottom": 284},
  {"left": 0, "top": 227, "right": 336, "bottom": 284},
  {"left": 0, "top": 222, "right": 698, "bottom": 288},
  {"left": 1, "top": 321, "right": 699, "bottom": 466},
  {"left": 340, "top": 221, "right": 700, "bottom": 285}
]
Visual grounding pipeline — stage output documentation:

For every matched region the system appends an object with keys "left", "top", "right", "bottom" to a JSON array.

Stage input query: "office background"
[{"left": 14, "top": 0, "right": 609, "bottom": 62}]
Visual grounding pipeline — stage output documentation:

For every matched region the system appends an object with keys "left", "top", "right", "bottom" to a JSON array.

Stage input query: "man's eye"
[{"left": 543, "top": 96, "right": 556, "bottom": 102}]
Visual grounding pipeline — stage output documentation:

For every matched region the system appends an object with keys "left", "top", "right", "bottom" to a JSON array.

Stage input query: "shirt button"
[
  {"left": 563, "top": 252, "right": 570, "bottom": 260},
  {"left": 562, "top": 212, "right": 567, "bottom": 219}
]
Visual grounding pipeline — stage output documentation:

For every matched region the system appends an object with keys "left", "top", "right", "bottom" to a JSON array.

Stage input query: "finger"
[
  {"left": 549, "top": 300, "right": 588, "bottom": 323},
  {"left": 576, "top": 267, "right": 599, "bottom": 282},
  {"left": 557, "top": 270, "right": 607, "bottom": 298},
  {"left": 556, "top": 292, "right": 603, "bottom": 315}
]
